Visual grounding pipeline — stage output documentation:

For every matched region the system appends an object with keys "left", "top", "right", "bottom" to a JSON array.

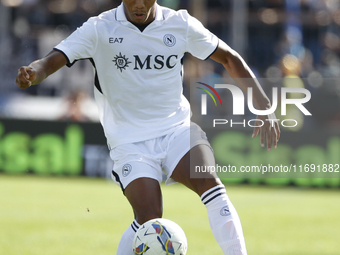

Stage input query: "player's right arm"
[{"left": 15, "top": 50, "right": 67, "bottom": 89}]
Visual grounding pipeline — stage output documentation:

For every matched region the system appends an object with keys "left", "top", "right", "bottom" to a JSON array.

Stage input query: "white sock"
[
  {"left": 116, "top": 220, "right": 140, "bottom": 255},
  {"left": 201, "top": 184, "right": 247, "bottom": 255}
]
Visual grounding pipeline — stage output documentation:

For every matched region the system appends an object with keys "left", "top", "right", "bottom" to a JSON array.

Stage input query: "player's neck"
[{"left": 130, "top": 20, "right": 153, "bottom": 32}]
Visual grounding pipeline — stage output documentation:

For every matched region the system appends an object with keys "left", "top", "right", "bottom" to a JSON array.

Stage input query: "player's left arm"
[{"left": 209, "top": 39, "right": 280, "bottom": 150}]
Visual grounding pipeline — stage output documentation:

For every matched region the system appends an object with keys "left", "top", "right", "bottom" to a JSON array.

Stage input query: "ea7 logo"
[
  {"left": 109, "top": 37, "right": 123, "bottom": 43},
  {"left": 199, "top": 83, "right": 312, "bottom": 116}
]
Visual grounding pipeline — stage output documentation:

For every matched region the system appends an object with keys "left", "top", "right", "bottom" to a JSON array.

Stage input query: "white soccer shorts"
[{"left": 110, "top": 122, "right": 211, "bottom": 192}]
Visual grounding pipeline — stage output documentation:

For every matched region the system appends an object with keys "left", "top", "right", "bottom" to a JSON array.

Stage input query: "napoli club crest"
[
  {"left": 163, "top": 34, "right": 176, "bottom": 47},
  {"left": 220, "top": 205, "right": 231, "bottom": 216},
  {"left": 122, "top": 164, "right": 132, "bottom": 177}
]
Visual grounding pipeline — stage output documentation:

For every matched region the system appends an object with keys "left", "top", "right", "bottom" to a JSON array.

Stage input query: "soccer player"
[{"left": 15, "top": 1, "right": 280, "bottom": 254}]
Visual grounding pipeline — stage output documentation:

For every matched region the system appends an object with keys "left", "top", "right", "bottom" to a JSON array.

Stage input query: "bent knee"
[
  {"left": 190, "top": 177, "right": 222, "bottom": 196},
  {"left": 135, "top": 208, "right": 163, "bottom": 225}
]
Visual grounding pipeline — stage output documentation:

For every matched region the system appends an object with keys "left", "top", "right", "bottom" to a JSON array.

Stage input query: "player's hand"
[
  {"left": 252, "top": 113, "right": 280, "bottom": 151},
  {"left": 15, "top": 66, "right": 37, "bottom": 89}
]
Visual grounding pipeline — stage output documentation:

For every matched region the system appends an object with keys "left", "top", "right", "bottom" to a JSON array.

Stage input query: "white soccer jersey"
[{"left": 54, "top": 3, "right": 218, "bottom": 149}]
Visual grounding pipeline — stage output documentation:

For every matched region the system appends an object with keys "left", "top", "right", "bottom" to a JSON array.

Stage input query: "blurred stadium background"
[{"left": 0, "top": 0, "right": 340, "bottom": 254}]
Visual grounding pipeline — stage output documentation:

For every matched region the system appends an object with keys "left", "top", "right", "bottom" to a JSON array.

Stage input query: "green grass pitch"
[{"left": 0, "top": 175, "right": 339, "bottom": 255}]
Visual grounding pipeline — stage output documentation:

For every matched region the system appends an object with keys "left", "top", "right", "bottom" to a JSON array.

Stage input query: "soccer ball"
[{"left": 132, "top": 218, "right": 187, "bottom": 255}]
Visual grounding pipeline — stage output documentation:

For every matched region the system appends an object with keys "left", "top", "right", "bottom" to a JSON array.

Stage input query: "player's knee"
[
  {"left": 191, "top": 177, "right": 222, "bottom": 196},
  {"left": 135, "top": 207, "right": 163, "bottom": 225}
]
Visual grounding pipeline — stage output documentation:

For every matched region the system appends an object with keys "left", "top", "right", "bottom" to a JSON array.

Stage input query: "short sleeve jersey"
[{"left": 54, "top": 3, "right": 218, "bottom": 149}]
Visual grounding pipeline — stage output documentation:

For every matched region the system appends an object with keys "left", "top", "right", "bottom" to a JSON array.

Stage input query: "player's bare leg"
[
  {"left": 116, "top": 177, "right": 163, "bottom": 255},
  {"left": 171, "top": 144, "right": 248, "bottom": 255},
  {"left": 124, "top": 177, "right": 163, "bottom": 223},
  {"left": 171, "top": 144, "right": 221, "bottom": 196}
]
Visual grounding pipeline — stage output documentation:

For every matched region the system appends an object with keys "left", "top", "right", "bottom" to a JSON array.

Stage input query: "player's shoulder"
[
  {"left": 160, "top": 5, "right": 192, "bottom": 23},
  {"left": 85, "top": 8, "right": 118, "bottom": 26},
  {"left": 98, "top": 8, "right": 117, "bottom": 21}
]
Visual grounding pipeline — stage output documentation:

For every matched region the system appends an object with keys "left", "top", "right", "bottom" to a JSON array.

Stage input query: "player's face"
[{"left": 122, "top": 0, "right": 157, "bottom": 24}]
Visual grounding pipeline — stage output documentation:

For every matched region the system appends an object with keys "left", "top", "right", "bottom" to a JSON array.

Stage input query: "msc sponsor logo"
[
  {"left": 112, "top": 52, "right": 179, "bottom": 72},
  {"left": 113, "top": 52, "right": 132, "bottom": 72},
  {"left": 134, "top": 55, "right": 178, "bottom": 70}
]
